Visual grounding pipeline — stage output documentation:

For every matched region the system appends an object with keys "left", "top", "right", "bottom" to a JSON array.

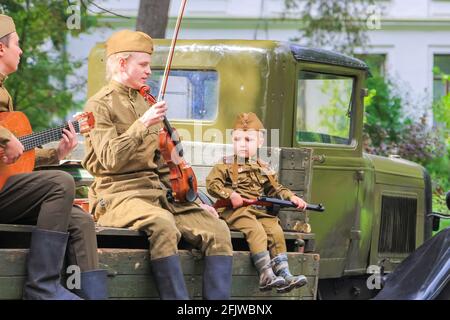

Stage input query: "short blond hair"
[
  {"left": 0, "top": 34, "right": 11, "bottom": 47},
  {"left": 105, "top": 52, "right": 133, "bottom": 81}
]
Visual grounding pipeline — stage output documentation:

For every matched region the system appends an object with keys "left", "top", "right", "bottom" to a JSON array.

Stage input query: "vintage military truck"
[{"left": 0, "top": 40, "right": 437, "bottom": 300}]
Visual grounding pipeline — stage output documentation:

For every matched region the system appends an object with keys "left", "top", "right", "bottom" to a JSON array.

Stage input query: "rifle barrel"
[
  {"left": 213, "top": 197, "right": 325, "bottom": 212},
  {"left": 306, "top": 204, "right": 325, "bottom": 212},
  {"left": 258, "top": 197, "right": 324, "bottom": 212}
]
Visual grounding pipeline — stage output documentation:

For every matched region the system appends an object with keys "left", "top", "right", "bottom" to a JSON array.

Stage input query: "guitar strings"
[
  {"left": 20, "top": 122, "right": 81, "bottom": 151},
  {"left": 19, "top": 121, "right": 81, "bottom": 152}
]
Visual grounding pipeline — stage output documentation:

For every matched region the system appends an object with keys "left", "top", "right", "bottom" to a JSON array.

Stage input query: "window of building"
[
  {"left": 296, "top": 71, "right": 355, "bottom": 145},
  {"left": 433, "top": 54, "right": 450, "bottom": 100},
  {"left": 147, "top": 70, "right": 219, "bottom": 121}
]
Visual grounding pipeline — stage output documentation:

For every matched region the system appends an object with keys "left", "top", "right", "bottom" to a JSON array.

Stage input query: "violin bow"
[
  {"left": 154, "top": 0, "right": 187, "bottom": 157},
  {"left": 157, "top": 0, "right": 187, "bottom": 102}
]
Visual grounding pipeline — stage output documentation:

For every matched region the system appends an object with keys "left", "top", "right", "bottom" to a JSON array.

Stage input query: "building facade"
[{"left": 68, "top": 0, "right": 450, "bottom": 117}]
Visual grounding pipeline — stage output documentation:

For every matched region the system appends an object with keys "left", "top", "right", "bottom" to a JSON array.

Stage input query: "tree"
[
  {"left": 284, "top": 0, "right": 377, "bottom": 54},
  {"left": 1, "top": 0, "right": 96, "bottom": 131},
  {"left": 136, "top": 0, "right": 171, "bottom": 38}
]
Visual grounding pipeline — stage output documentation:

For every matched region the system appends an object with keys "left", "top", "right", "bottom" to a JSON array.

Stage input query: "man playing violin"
[
  {"left": 82, "top": 30, "right": 233, "bottom": 300},
  {"left": 0, "top": 14, "right": 107, "bottom": 299}
]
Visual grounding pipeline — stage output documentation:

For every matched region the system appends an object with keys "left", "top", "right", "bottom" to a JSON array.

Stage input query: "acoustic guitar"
[{"left": 0, "top": 111, "right": 95, "bottom": 191}]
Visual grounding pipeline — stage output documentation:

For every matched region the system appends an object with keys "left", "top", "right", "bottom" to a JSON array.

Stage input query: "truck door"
[{"left": 293, "top": 65, "right": 372, "bottom": 279}]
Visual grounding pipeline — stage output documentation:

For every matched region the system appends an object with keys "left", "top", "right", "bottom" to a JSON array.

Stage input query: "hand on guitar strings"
[{"left": 56, "top": 121, "right": 78, "bottom": 161}]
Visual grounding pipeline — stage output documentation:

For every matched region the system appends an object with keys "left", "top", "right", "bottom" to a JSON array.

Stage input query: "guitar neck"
[{"left": 18, "top": 121, "right": 80, "bottom": 152}]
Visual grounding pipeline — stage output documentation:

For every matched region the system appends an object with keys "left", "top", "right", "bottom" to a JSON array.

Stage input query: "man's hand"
[
  {"left": 199, "top": 203, "right": 219, "bottom": 218},
  {"left": 290, "top": 195, "right": 307, "bottom": 211},
  {"left": 139, "top": 100, "right": 168, "bottom": 128},
  {"left": 1, "top": 135, "right": 24, "bottom": 164},
  {"left": 230, "top": 191, "right": 244, "bottom": 209},
  {"left": 56, "top": 121, "right": 78, "bottom": 160}
]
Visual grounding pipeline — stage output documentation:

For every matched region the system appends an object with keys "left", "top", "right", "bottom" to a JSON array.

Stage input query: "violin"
[
  {"left": 139, "top": 0, "right": 197, "bottom": 203},
  {"left": 139, "top": 86, "right": 197, "bottom": 202}
]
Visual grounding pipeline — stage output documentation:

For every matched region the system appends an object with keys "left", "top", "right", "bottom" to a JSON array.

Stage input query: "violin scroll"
[{"left": 139, "top": 85, "right": 157, "bottom": 105}]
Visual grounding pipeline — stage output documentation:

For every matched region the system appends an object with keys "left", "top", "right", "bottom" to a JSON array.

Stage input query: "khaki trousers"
[
  {"left": 221, "top": 206, "right": 286, "bottom": 256},
  {"left": 97, "top": 194, "right": 233, "bottom": 260},
  {"left": 0, "top": 170, "right": 99, "bottom": 271}
]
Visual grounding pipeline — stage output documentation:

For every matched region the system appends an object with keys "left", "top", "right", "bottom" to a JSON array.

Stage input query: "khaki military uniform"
[
  {"left": 206, "top": 155, "right": 295, "bottom": 256},
  {"left": 83, "top": 80, "right": 232, "bottom": 260},
  {"left": 0, "top": 73, "right": 98, "bottom": 271}
]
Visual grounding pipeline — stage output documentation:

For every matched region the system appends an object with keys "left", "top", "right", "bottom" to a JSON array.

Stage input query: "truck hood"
[{"left": 365, "top": 154, "right": 425, "bottom": 188}]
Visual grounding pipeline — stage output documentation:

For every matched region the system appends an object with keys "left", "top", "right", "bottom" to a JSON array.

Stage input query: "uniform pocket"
[{"left": 255, "top": 171, "right": 268, "bottom": 185}]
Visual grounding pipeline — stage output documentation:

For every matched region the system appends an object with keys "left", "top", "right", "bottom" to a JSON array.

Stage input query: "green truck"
[{"left": 0, "top": 40, "right": 443, "bottom": 300}]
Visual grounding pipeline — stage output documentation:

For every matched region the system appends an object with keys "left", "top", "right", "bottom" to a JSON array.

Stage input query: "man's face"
[
  {"left": 0, "top": 32, "right": 22, "bottom": 75},
  {"left": 120, "top": 52, "right": 152, "bottom": 90},
  {"left": 232, "top": 129, "right": 264, "bottom": 159}
]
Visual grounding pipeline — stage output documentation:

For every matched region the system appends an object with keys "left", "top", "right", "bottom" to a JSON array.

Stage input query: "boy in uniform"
[{"left": 207, "top": 112, "right": 308, "bottom": 293}]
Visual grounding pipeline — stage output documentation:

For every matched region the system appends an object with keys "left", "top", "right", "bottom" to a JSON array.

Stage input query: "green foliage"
[
  {"left": 363, "top": 74, "right": 405, "bottom": 148},
  {"left": 432, "top": 70, "right": 450, "bottom": 133},
  {"left": 1, "top": 0, "right": 97, "bottom": 131},
  {"left": 318, "top": 79, "right": 352, "bottom": 138},
  {"left": 429, "top": 71, "right": 450, "bottom": 221},
  {"left": 361, "top": 69, "right": 449, "bottom": 232},
  {"left": 284, "top": 0, "right": 376, "bottom": 54}
]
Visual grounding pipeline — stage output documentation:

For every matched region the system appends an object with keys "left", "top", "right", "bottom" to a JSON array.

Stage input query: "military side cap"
[
  {"left": 0, "top": 15, "right": 16, "bottom": 39},
  {"left": 233, "top": 112, "right": 264, "bottom": 131},
  {"left": 106, "top": 30, "right": 153, "bottom": 57}
]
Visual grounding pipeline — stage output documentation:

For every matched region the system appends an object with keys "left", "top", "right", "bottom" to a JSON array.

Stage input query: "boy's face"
[
  {"left": 0, "top": 32, "right": 22, "bottom": 75},
  {"left": 232, "top": 129, "right": 264, "bottom": 159},
  {"left": 120, "top": 52, "right": 152, "bottom": 90}
]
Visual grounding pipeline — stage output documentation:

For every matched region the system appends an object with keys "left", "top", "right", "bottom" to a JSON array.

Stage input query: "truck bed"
[{"left": 0, "top": 223, "right": 319, "bottom": 300}]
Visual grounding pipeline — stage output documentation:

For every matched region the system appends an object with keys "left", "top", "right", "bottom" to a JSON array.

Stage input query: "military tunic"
[
  {"left": 206, "top": 156, "right": 295, "bottom": 256},
  {"left": 83, "top": 80, "right": 232, "bottom": 260}
]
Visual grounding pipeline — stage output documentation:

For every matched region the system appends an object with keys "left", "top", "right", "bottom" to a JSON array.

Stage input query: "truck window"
[
  {"left": 147, "top": 70, "right": 219, "bottom": 121},
  {"left": 296, "top": 71, "right": 354, "bottom": 145}
]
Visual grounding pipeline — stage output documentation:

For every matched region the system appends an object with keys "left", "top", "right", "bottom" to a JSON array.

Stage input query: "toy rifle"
[{"left": 213, "top": 196, "right": 325, "bottom": 215}]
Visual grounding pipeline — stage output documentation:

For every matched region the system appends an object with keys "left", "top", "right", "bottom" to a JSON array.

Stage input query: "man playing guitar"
[{"left": 0, "top": 14, "right": 107, "bottom": 300}]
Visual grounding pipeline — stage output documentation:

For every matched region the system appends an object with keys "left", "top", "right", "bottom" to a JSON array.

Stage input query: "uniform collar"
[
  {"left": 0, "top": 73, "right": 7, "bottom": 87},
  {"left": 109, "top": 80, "right": 138, "bottom": 101},
  {"left": 235, "top": 155, "right": 258, "bottom": 165}
]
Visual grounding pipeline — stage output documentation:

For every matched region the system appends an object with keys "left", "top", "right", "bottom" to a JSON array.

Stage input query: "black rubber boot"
[
  {"left": 252, "top": 251, "right": 286, "bottom": 291},
  {"left": 151, "top": 255, "right": 189, "bottom": 300},
  {"left": 23, "top": 229, "right": 82, "bottom": 300},
  {"left": 73, "top": 270, "right": 109, "bottom": 300},
  {"left": 272, "top": 253, "right": 308, "bottom": 293},
  {"left": 203, "top": 255, "right": 233, "bottom": 300}
]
